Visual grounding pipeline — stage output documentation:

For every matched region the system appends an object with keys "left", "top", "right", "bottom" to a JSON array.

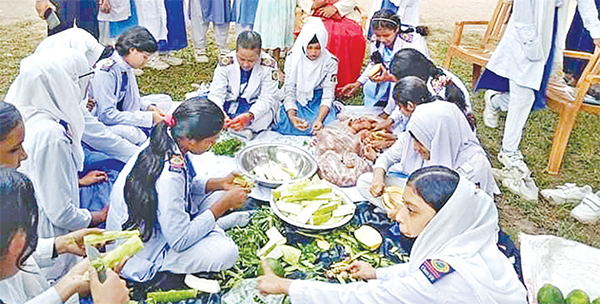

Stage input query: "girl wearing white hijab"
[
  {"left": 363, "top": 99, "right": 499, "bottom": 207},
  {"left": 258, "top": 166, "right": 527, "bottom": 304},
  {"left": 5, "top": 48, "right": 108, "bottom": 281},
  {"left": 274, "top": 17, "right": 339, "bottom": 136}
]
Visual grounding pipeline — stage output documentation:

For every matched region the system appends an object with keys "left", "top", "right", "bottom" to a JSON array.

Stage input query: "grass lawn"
[{"left": 1, "top": 20, "right": 599, "bottom": 248}]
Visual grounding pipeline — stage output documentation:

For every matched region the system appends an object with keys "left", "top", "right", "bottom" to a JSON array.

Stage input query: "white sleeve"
[
  {"left": 156, "top": 166, "right": 217, "bottom": 252},
  {"left": 91, "top": 70, "right": 153, "bottom": 128},
  {"left": 32, "top": 238, "right": 56, "bottom": 268},
  {"left": 283, "top": 59, "right": 298, "bottom": 111},
  {"left": 208, "top": 65, "right": 230, "bottom": 108},
  {"left": 373, "top": 133, "right": 408, "bottom": 170},
  {"left": 23, "top": 288, "right": 63, "bottom": 304},
  {"left": 358, "top": 61, "right": 374, "bottom": 84},
  {"left": 333, "top": 0, "right": 358, "bottom": 17},
  {"left": 288, "top": 269, "right": 445, "bottom": 304},
  {"left": 249, "top": 67, "right": 279, "bottom": 118},
  {"left": 577, "top": 0, "right": 600, "bottom": 38},
  {"left": 376, "top": 262, "right": 411, "bottom": 280},
  {"left": 34, "top": 140, "right": 92, "bottom": 231},
  {"left": 320, "top": 58, "right": 339, "bottom": 109},
  {"left": 81, "top": 104, "right": 137, "bottom": 163}
]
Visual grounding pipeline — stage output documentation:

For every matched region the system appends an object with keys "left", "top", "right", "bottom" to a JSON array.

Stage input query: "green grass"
[{"left": 1, "top": 20, "right": 599, "bottom": 247}]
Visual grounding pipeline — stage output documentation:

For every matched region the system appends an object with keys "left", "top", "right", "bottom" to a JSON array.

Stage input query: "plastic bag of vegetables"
[{"left": 221, "top": 279, "right": 285, "bottom": 304}]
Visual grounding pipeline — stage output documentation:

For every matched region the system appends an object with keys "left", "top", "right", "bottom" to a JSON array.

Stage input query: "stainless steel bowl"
[{"left": 236, "top": 144, "right": 318, "bottom": 188}]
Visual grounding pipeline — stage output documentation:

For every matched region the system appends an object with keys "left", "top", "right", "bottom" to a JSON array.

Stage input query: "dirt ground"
[{"left": 1, "top": 0, "right": 497, "bottom": 27}]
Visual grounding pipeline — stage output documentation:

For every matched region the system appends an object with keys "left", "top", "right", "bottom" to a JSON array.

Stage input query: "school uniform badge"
[
  {"left": 169, "top": 154, "right": 185, "bottom": 173},
  {"left": 419, "top": 259, "right": 454, "bottom": 284},
  {"left": 271, "top": 70, "right": 280, "bottom": 81},
  {"left": 261, "top": 57, "right": 276, "bottom": 68},
  {"left": 400, "top": 33, "right": 413, "bottom": 43},
  {"left": 219, "top": 56, "right": 233, "bottom": 67},
  {"left": 98, "top": 58, "right": 116, "bottom": 72}
]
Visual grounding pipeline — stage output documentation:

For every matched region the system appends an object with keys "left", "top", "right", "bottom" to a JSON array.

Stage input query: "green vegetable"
[
  {"left": 211, "top": 137, "right": 243, "bottom": 157},
  {"left": 146, "top": 289, "right": 197, "bottom": 303},
  {"left": 591, "top": 297, "right": 600, "bottom": 304},
  {"left": 538, "top": 284, "right": 565, "bottom": 304},
  {"left": 280, "top": 245, "right": 301, "bottom": 265},
  {"left": 258, "top": 258, "right": 284, "bottom": 276},
  {"left": 566, "top": 290, "right": 590, "bottom": 304},
  {"left": 233, "top": 174, "right": 254, "bottom": 189},
  {"left": 83, "top": 230, "right": 140, "bottom": 245},
  {"left": 99, "top": 235, "right": 144, "bottom": 269}
]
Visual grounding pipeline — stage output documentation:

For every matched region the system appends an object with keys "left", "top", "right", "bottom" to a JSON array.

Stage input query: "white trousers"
[
  {"left": 189, "top": 0, "right": 229, "bottom": 50},
  {"left": 489, "top": 80, "right": 535, "bottom": 157}
]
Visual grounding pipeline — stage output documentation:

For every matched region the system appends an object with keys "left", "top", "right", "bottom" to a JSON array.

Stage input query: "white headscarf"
[
  {"left": 286, "top": 17, "right": 334, "bottom": 106},
  {"left": 34, "top": 27, "right": 104, "bottom": 102},
  {"left": 35, "top": 27, "right": 104, "bottom": 69},
  {"left": 405, "top": 100, "right": 482, "bottom": 169},
  {"left": 5, "top": 48, "right": 88, "bottom": 170},
  {"left": 409, "top": 174, "right": 527, "bottom": 303}
]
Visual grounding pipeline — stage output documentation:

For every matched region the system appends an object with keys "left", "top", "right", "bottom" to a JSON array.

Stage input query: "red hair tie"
[{"left": 164, "top": 113, "right": 174, "bottom": 127}]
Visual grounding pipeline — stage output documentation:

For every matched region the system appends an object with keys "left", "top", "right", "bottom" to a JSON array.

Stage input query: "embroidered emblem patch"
[
  {"left": 400, "top": 33, "right": 413, "bottom": 43},
  {"left": 271, "top": 70, "right": 279, "bottom": 81},
  {"left": 261, "top": 57, "right": 276, "bottom": 68},
  {"left": 219, "top": 56, "right": 233, "bottom": 66},
  {"left": 99, "top": 58, "right": 116, "bottom": 72},
  {"left": 330, "top": 74, "right": 338, "bottom": 83},
  {"left": 169, "top": 154, "right": 185, "bottom": 173},
  {"left": 419, "top": 259, "right": 454, "bottom": 284}
]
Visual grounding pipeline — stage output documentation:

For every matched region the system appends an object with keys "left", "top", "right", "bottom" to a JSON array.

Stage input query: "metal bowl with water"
[{"left": 236, "top": 144, "right": 318, "bottom": 188}]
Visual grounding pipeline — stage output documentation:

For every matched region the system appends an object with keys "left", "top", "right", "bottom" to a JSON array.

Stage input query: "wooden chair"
[
  {"left": 442, "top": 0, "right": 513, "bottom": 87},
  {"left": 546, "top": 49, "right": 600, "bottom": 175}
]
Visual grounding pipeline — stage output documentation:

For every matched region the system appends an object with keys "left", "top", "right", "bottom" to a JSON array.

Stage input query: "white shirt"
[
  {"left": 288, "top": 262, "right": 479, "bottom": 304},
  {"left": 19, "top": 113, "right": 90, "bottom": 281},
  {"left": 208, "top": 51, "right": 280, "bottom": 119},
  {"left": 0, "top": 239, "right": 78, "bottom": 304}
]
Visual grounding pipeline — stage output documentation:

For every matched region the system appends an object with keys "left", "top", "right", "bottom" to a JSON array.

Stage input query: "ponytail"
[{"left": 123, "top": 98, "right": 224, "bottom": 241}]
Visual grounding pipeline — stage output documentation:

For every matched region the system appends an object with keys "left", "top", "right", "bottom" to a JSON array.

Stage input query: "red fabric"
[{"left": 321, "top": 17, "right": 366, "bottom": 91}]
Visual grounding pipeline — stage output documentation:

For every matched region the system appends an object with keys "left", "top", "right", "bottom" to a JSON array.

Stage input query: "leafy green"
[{"left": 211, "top": 136, "right": 244, "bottom": 157}]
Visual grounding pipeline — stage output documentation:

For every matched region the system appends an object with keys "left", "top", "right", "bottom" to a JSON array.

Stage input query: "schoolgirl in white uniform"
[
  {"left": 208, "top": 31, "right": 279, "bottom": 139},
  {"left": 0, "top": 168, "right": 129, "bottom": 304},
  {"left": 106, "top": 98, "right": 248, "bottom": 282},
  {"left": 258, "top": 166, "right": 526, "bottom": 304},
  {"left": 90, "top": 26, "right": 170, "bottom": 146},
  {"left": 274, "top": 18, "right": 339, "bottom": 136},
  {"left": 339, "top": 9, "right": 428, "bottom": 114},
  {"left": 6, "top": 48, "right": 109, "bottom": 281}
]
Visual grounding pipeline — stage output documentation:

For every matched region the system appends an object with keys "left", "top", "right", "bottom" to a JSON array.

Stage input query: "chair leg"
[
  {"left": 546, "top": 104, "right": 579, "bottom": 175},
  {"left": 443, "top": 48, "right": 454, "bottom": 70},
  {"left": 472, "top": 64, "right": 482, "bottom": 88}
]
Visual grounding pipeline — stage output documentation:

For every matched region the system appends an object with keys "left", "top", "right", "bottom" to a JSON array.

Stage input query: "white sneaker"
[
  {"left": 160, "top": 53, "right": 183, "bottom": 66},
  {"left": 145, "top": 54, "right": 169, "bottom": 70},
  {"left": 502, "top": 175, "right": 539, "bottom": 202},
  {"left": 541, "top": 183, "right": 593, "bottom": 205},
  {"left": 194, "top": 49, "right": 209, "bottom": 63},
  {"left": 571, "top": 191, "right": 600, "bottom": 224},
  {"left": 483, "top": 90, "right": 500, "bottom": 128},
  {"left": 498, "top": 150, "right": 530, "bottom": 175}
]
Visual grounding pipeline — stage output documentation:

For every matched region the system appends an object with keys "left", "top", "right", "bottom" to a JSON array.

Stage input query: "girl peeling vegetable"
[
  {"left": 357, "top": 96, "right": 499, "bottom": 211},
  {"left": 106, "top": 98, "right": 250, "bottom": 283},
  {"left": 258, "top": 166, "right": 527, "bottom": 303},
  {"left": 273, "top": 18, "right": 339, "bottom": 135},
  {"left": 0, "top": 168, "right": 129, "bottom": 304}
]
